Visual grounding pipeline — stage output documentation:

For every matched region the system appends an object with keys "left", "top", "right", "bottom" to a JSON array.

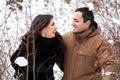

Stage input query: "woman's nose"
[{"left": 54, "top": 25, "right": 57, "bottom": 29}]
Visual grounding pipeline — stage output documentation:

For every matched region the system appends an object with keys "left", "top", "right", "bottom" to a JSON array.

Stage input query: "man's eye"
[
  {"left": 75, "top": 20, "right": 79, "bottom": 22},
  {"left": 73, "top": 19, "right": 79, "bottom": 22}
]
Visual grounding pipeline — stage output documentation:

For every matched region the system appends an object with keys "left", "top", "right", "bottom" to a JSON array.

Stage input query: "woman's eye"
[{"left": 51, "top": 23, "right": 55, "bottom": 26}]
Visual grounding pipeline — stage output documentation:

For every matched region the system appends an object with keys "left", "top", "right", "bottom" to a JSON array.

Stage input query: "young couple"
[{"left": 10, "top": 7, "right": 117, "bottom": 80}]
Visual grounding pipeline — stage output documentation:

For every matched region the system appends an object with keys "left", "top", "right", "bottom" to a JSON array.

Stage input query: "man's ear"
[{"left": 85, "top": 20, "right": 91, "bottom": 27}]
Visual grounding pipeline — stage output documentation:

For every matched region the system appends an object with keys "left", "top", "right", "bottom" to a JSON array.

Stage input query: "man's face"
[{"left": 72, "top": 11, "right": 90, "bottom": 33}]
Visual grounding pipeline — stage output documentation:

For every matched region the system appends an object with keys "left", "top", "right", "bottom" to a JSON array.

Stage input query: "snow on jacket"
[{"left": 62, "top": 26, "right": 117, "bottom": 80}]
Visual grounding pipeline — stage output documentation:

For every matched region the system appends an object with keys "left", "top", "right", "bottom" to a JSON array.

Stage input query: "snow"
[
  {"left": 87, "top": 3, "right": 94, "bottom": 10},
  {"left": 15, "top": 57, "right": 28, "bottom": 67},
  {"left": 112, "top": 18, "right": 120, "bottom": 25},
  {"left": 53, "top": 63, "right": 64, "bottom": 80},
  {"left": 108, "top": 39, "right": 114, "bottom": 44},
  {"left": 0, "top": 0, "right": 120, "bottom": 80}
]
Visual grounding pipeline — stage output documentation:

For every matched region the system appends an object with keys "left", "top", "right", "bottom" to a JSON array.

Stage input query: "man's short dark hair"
[
  {"left": 75, "top": 7, "right": 94, "bottom": 23},
  {"left": 75, "top": 7, "right": 97, "bottom": 31}
]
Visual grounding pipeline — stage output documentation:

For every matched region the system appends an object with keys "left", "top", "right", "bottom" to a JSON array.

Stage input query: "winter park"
[{"left": 0, "top": 0, "right": 120, "bottom": 80}]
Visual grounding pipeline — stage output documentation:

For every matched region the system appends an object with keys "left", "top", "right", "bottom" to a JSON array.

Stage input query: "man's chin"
[
  {"left": 72, "top": 29, "right": 80, "bottom": 33},
  {"left": 73, "top": 30, "right": 79, "bottom": 34},
  {"left": 73, "top": 30, "right": 84, "bottom": 34},
  {"left": 73, "top": 29, "right": 77, "bottom": 33}
]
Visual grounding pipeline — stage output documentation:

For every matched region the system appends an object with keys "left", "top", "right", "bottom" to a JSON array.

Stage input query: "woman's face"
[{"left": 41, "top": 18, "right": 57, "bottom": 38}]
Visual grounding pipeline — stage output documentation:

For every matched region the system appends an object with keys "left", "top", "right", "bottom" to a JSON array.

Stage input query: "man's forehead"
[{"left": 73, "top": 12, "right": 82, "bottom": 19}]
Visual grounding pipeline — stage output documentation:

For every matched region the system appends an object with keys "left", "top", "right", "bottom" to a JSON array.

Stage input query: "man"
[{"left": 62, "top": 7, "right": 117, "bottom": 80}]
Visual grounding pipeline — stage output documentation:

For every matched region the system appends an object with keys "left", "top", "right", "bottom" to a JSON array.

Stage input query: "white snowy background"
[{"left": 0, "top": 0, "right": 120, "bottom": 80}]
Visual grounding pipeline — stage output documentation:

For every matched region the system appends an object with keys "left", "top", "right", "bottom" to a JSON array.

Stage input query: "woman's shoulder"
[{"left": 55, "top": 32, "right": 63, "bottom": 40}]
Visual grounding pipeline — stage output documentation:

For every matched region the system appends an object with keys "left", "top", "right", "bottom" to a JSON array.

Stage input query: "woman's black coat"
[{"left": 10, "top": 32, "right": 64, "bottom": 80}]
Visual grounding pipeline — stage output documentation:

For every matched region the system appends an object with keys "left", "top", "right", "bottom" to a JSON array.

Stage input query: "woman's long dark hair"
[
  {"left": 21, "top": 14, "right": 54, "bottom": 80},
  {"left": 21, "top": 14, "right": 53, "bottom": 54},
  {"left": 22, "top": 14, "right": 53, "bottom": 42},
  {"left": 20, "top": 14, "right": 54, "bottom": 60}
]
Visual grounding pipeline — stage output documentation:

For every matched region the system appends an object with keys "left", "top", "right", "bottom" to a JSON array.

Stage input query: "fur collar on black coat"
[{"left": 10, "top": 32, "right": 64, "bottom": 80}]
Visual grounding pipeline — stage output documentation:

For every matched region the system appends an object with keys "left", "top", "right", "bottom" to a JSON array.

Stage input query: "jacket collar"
[{"left": 73, "top": 26, "right": 100, "bottom": 42}]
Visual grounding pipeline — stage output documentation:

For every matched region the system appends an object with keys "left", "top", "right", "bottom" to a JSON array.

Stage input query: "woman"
[{"left": 10, "top": 14, "right": 64, "bottom": 80}]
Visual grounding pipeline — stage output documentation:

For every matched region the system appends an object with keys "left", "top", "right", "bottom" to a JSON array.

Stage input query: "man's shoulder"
[
  {"left": 93, "top": 34, "right": 109, "bottom": 46},
  {"left": 63, "top": 31, "right": 73, "bottom": 37},
  {"left": 94, "top": 34, "right": 107, "bottom": 41}
]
